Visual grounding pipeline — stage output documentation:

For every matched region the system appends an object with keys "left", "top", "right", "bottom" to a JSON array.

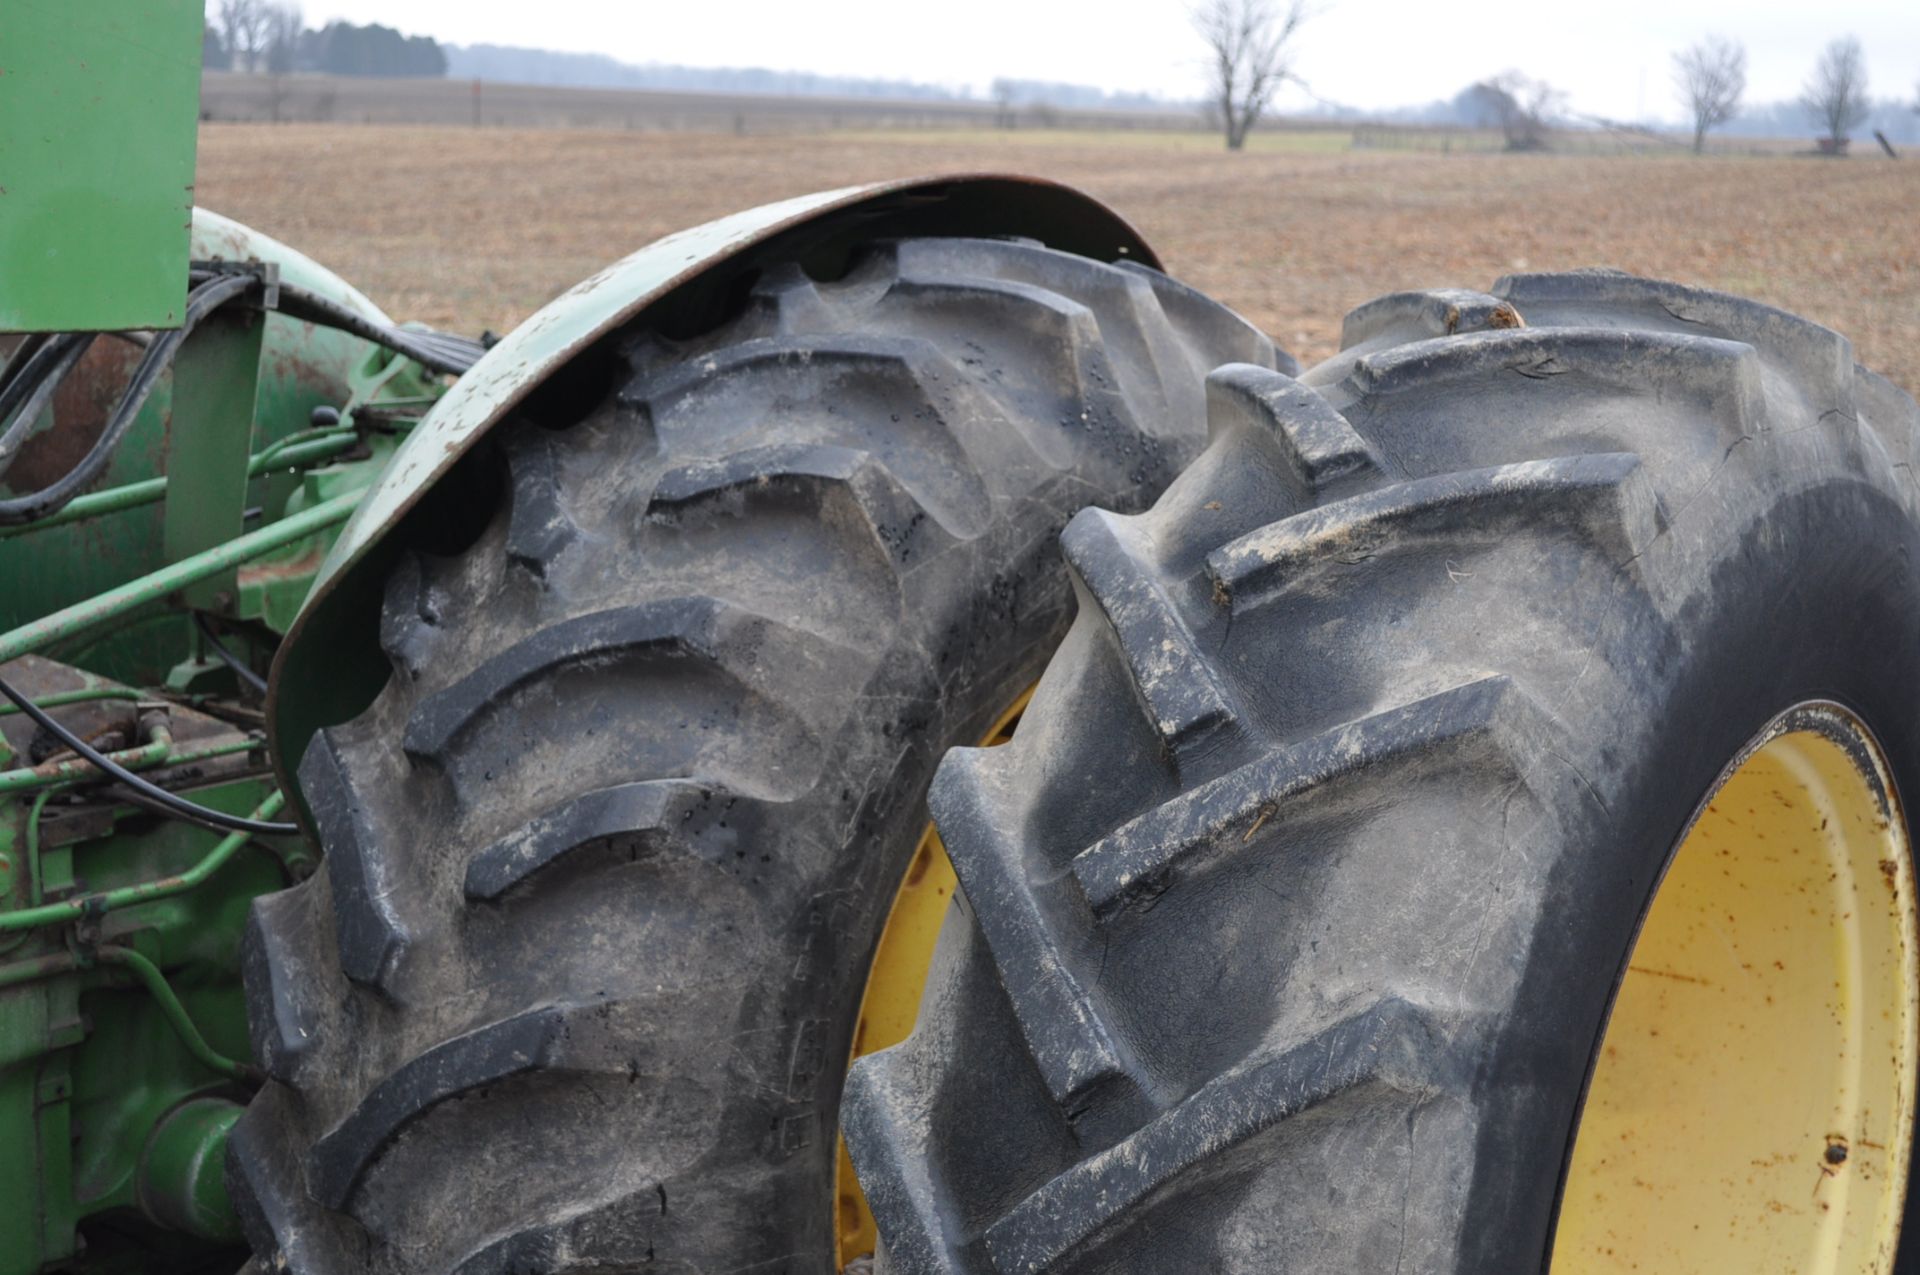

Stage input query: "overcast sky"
[{"left": 307, "top": 1, "right": 1918, "bottom": 122}]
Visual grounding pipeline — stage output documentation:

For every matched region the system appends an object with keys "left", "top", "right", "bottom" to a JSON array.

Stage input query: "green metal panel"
[
  {"left": 0, "top": 0, "right": 204, "bottom": 333},
  {"left": 162, "top": 303, "right": 266, "bottom": 610}
]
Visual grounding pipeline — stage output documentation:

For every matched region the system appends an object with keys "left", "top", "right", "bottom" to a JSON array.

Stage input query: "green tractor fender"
[{"left": 266, "top": 173, "right": 1162, "bottom": 825}]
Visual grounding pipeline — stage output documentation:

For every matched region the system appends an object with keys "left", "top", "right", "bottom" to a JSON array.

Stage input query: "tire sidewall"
[{"left": 1473, "top": 474, "right": 1920, "bottom": 1269}]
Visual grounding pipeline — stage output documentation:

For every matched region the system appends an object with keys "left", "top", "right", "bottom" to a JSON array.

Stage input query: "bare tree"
[
  {"left": 1673, "top": 36, "right": 1746, "bottom": 154},
  {"left": 217, "top": 0, "right": 268, "bottom": 73},
  {"left": 1475, "top": 71, "right": 1565, "bottom": 151},
  {"left": 201, "top": 22, "right": 230, "bottom": 71},
  {"left": 259, "top": 4, "right": 303, "bottom": 121},
  {"left": 1802, "top": 36, "right": 1870, "bottom": 149},
  {"left": 264, "top": 3, "right": 303, "bottom": 74},
  {"left": 990, "top": 78, "right": 1017, "bottom": 130},
  {"left": 1193, "top": 0, "right": 1308, "bottom": 151}
]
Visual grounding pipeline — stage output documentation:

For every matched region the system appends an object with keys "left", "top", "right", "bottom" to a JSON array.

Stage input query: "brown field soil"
[{"left": 196, "top": 124, "right": 1920, "bottom": 395}]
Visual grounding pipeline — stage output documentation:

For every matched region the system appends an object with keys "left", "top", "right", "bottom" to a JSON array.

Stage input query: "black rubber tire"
[
  {"left": 227, "top": 236, "right": 1283, "bottom": 1273},
  {"left": 842, "top": 271, "right": 1920, "bottom": 1272}
]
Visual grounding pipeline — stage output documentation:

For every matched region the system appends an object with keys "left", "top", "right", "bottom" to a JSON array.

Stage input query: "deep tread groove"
[
  {"left": 229, "top": 1086, "right": 367, "bottom": 1271},
  {"left": 1204, "top": 363, "right": 1381, "bottom": 495},
  {"left": 1112, "top": 259, "right": 1300, "bottom": 379},
  {"left": 401, "top": 597, "right": 838, "bottom": 764},
  {"left": 838, "top": 1041, "right": 963, "bottom": 1275},
  {"left": 630, "top": 333, "right": 994, "bottom": 538},
  {"left": 1072, "top": 676, "right": 1527, "bottom": 916},
  {"left": 745, "top": 260, "right": 833, "bottom": 330},
  {"left": 1340, "top": 288, "right": 1526, "bottom": 349},
  {"left": 980, "top": 998, "right": 1438, "bottom": 1274},
  {"left": 377, "top": 551, "right": 440, "bottom": 680},
  {"left": 502, "top": 426, "right": 583, "bottom": 578},
  {"left": 930, "top": 748, "right": 1134, "bottom": 1107},
  {"left": 464, "top": 779, "right": 721, "bottom": 901},
  {"left": 646, "top": 440, "right": 962, "bottom": 556},
  {"left": 1061, "top": 507, "right": 1236, "bottom": 756},
  {"left": 299, "top": 729, "right": 412, "bottom": 993},
  {"left": 890, "top": 239, "right": 1192, "bottom": 438},
  {"left": 1206, "top": 453, "right": 1655, "bottom": 615},
  {"left": 1492, "top": 268, "right": 1853, "bottom": 411},
  {"left": 307, "top": 1005, "right": 574, "bottom": 1211},
  {"left": 1345, "top": 328, "right": 1764, "bottom": 436},
  {"left": 241, "top": 886, "right": 331, "bottom": 1083},
  {"left": 875, "top": 272, "right": 1108, "bottom": 471}
]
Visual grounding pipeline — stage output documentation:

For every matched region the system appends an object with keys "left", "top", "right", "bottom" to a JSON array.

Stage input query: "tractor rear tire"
[
  {"left": 226, "top": 236, "right": 1282, "bottom": 1273},
  {"left": 842, "top": 272, "right": 1920, "bottom": 1272}
]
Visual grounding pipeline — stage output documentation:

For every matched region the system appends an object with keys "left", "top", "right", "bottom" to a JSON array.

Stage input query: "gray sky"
[{"left": 307, "top": 1, "right": 1918, "bottom": 121}]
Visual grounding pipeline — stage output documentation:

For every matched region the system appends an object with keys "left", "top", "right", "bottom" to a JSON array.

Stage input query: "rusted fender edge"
[{"left": 266, "top": 173, "right": 1162, "bottom": 827}]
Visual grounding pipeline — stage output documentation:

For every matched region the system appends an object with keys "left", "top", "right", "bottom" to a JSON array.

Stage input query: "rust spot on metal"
[
  {"left": 6, "top": 337, "right": 144, "bottom": 492},
  {"left": 238, "top": 541, "right": 329, "bottom": 588},
  {"left": 266, "top": 342, "right": 343, "bottom": 401},
  {"left": 1626, "top": 964, "right": 1713, "bottom": 986}
]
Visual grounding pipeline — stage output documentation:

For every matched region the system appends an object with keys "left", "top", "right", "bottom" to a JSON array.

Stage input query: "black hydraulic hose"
[
  {"left": 102, "top": 781, "right": 281, "bottom": 839},
  {"left": 187, "top": 267, "right": 481, "bottom": 376},
  {"left": 0, "top": 264, "right": 479, "bottom": 529},
  {"left": 0, "top": 333, "right": 52, "bottom": 399},
  {"left": 274, "top": 282, "right": 482, "bottom": 376},
  {"left": 405, "top": 330, "right": 489, "bottom": 370},
  {"left": 0, "top": 274, "right": 252, "bottom": 527},
  {"left": 0, "top": 333, "right": 95, "bottom": 479},
  {"left": 0, "top": 328, "right": 51, "bottom": 384},
  {"left": 0, "top": 673, "right": 299, "bottom": 836},
  {"left": 194, "top": 613, "right": 269, "bottom": 697}
]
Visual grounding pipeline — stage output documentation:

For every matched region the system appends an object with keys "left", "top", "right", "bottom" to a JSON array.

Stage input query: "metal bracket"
[{"left": 162, "top": 263, "right": 279, "bottom": 613}]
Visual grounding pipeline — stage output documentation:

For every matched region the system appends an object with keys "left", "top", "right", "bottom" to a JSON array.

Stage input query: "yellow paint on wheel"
[
  {"left": 835, "top": 687, "right": 1035, "bottom": 1269},
  {"left": 1553, "top": 705, "right": 1918, "bottom": 1273}
]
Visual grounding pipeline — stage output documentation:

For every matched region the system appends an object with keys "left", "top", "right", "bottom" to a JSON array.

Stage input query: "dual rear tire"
[
  {"left": 844, "top": 272, "right": 1920, "bottom": 1273},
  {"left": 236, "top": 238, "right": 1920, "bottom": 1273},
  {"left": 228, "top": 236, "right": 1281, "bottom": 1273}
]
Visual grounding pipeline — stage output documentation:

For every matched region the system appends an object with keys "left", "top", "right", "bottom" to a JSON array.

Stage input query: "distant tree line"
[
  {"left": 1292, "top": 52, "right": 1918, "bottom": 152},
  {"left": 204, "top": 1, "right": 446, "bottom": 78},
  {"left": 303, "top": 23, "right": 447, "bottom": 77},
  {"left": 200, "top": 1, "right": 1917, "bottom": 155},
  {"left": 1190, "top": 2, "right": 1916, "bottom": 155},
  {"left": 989, "top": 79, "right": 1184, "bottom": 113},
  {"left": 444, "top": 45, "right": 962, "bottom": 101}
]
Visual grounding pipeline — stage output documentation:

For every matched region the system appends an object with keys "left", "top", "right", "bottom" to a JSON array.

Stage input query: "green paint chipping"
[{"left": 0, "top": 0, "right": 204, "bottom": 333}]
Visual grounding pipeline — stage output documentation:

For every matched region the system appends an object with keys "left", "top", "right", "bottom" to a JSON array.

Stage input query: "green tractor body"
[{"left": 1, "top": 9, "right": 447, "bottom": 1268}]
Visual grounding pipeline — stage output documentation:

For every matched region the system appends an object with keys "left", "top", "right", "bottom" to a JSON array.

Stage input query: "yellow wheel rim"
[
  {"left": 1553, "top": 704, "right": 1919, "bottom": 1273},
  {"left": 834, "top": 687, "right": 1035, "bottom": 1269}
]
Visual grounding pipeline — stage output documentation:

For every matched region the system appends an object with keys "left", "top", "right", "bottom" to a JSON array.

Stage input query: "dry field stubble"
[{"left": 197, "top": 124, "right": 1920, "bottom": 394}]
